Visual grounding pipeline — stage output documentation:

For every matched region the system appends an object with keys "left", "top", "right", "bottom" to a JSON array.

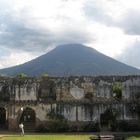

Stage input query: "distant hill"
[{"left": 0, "top": 44, "right": 140, "bottom": 76}]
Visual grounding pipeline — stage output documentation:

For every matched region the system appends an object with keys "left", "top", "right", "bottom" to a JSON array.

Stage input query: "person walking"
[{"left": 19, "top": 123, "right": 24, "bottom": 136}]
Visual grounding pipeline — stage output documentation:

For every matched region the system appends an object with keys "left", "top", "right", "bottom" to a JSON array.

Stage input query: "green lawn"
[
  {"left": 127, "top": 136, "right": 140, "bottom": 140},
  {"left": 1, "top": 135, "right": 93, "bottom": 140}
]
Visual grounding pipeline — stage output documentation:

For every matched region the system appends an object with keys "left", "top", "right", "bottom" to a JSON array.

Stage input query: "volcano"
[{"left": 0, "top": 44, "right": 140, "bottom": 76}]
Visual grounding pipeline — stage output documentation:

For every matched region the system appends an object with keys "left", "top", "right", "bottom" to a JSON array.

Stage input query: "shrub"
[
  {"left": 68, "top": 124, "right": 78, "bottom": 132},
  {"left": 117, "top": 121, "right": 140, "bottom": 131},
  {"left": 68, "top": 122, "right": 100, "bottom": 132},
  {"left": 36, "top": 120, "right": 69, "bottom": 132},
  {"left": 36, "top": 124, "right": 47, "bottom": 132},
  {"left": 112, "top": 82, "right": 122, "bottom": 100},
  {"left": 36, "top": 121, "right": 100, "bottom": 133},
  {"left": 83, "top": 122, "right": 100, "bottom": 132},
  {"left": 17, "top": 73, "right": 27, "bottom": 78}
]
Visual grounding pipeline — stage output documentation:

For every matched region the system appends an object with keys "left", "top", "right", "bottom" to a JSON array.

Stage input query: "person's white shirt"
[{"left": 19, "top": 123, "right": 24, "bottom": 129}]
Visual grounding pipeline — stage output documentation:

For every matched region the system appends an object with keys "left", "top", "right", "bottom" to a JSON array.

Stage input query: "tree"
[
  {"left": 112, "top": 82, "right": 122, "bottom": 100},
  {"left": 101, "top": 108, "right": 119, "bottom": 130},
  {"left": 132, "top": 103, "right": 140, "bottom": 121}
]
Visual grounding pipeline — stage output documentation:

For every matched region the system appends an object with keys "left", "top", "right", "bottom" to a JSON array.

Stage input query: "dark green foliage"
[
  {"left": 101, "top": 108, "right": 118, "bottom": 122},
  {"left": 68, "top": 124, "right": 78, "bottom": 132},
  {"left": 100, "top": 108, "right": 119, "bottom": 130},
  {"left": 112, "top": 82, "right": 122, "bottom": 100},
  {"left": 37, "top": 110, "right": 69, "bottom": 132},
  {"left": 134, "top": 104, "right": 140, "bottom": 119},
  {"left": 36, "top": 121, "right": 69, "bottom": 132},
  {"left": 117, "top": 121, "right": 140, "bottom": 131},
  {"left": 49, "top": 121, "right": 68, "bottom": 132},
  {"left": 131, "top": 102, "right": 140, "bottom": 120},
  {"left": 36, "top": 110, "right": 100, "bottom": 132},
  {"left": 36, "top": 122, "right": 100, "bottom": 132},
  {"left": 82, "top": 122, "right": 100, "bottom": 132}
]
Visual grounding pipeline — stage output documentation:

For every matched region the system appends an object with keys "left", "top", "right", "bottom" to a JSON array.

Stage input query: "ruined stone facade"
[{"left": 0, "top": 76, "right": 140, "bottom": 131}]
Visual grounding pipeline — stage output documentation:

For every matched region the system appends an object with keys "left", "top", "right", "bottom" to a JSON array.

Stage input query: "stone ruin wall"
[{"left": 0, "top": 76, "right": 140, "bottom": 129}]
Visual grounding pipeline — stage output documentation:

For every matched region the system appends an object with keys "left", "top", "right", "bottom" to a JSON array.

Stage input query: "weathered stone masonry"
[{"left": 0, "top": 76, "right": 140, "bottom": 130}]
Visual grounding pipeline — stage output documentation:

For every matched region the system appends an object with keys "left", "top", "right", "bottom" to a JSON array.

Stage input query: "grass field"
[
  {"left": 127, "top": 136, "right": 140, "bottom": 140},
  {"left": 0, "top": 135, "right": 93, "bottom": 140}
]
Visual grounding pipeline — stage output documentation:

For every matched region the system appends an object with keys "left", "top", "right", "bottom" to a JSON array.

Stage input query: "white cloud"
[
  {"left": 0, "top": 46, "right": 55, "bottom": 69},
  {"left": 0, "top": 51, "right": 35, "bottom": 69},
  {"left": 84, "top": 22, "right": 137, "bottom": 58}
]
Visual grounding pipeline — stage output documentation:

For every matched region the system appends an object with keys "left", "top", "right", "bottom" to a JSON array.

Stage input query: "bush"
[
  {"left": 36, "top": 121, "right": 100, "bottom": 133},
  {"left": 117, "top": 121, "right": 140, "bottom": 131},
  {"left": 110, "top": 123, "right": 118, "bottom": 131},
  {"left": 68, "top": 124, "right": 78, "bottom": 132},
  {"left": 36, "top": 124, "right": 46, "bottom": 132},
  {"left": 68, "top": 122, "right": 100, "bottom": 132},
  {"left": 112, "top": 82, "right": 122, "bottom": 100},
  {"left": 83, "top": 122, "right": 100, "bottom": 132},
  {"left": 36, "top": 120, "right": 69, "bottom": 132}
]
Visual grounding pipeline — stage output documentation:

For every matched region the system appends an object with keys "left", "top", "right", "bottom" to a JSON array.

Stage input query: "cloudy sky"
[{"left": 0, "top": 0, "right": 140, "bottom": 69}]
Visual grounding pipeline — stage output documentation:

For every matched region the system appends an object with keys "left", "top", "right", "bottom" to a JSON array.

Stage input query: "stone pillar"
[
  {"left": 123, "top": 104, "right": 125, "bottom": 120},
  {"left": 76, "top": 104, "right": 78, "bottom": 121}
]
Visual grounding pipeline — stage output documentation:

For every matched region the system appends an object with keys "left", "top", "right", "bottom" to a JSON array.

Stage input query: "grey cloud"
[
  {"left": 117, "top": 42, "right": 140, "bottom": 69},
  {"left": 0, "top": 11, "right": 91, "bottom": 53},
  {"left": 0, "top": 12, "right": 51, "bottom": 52},
  {"left": 83, "top": 0, "right": 114, "bottom": 26},
  {"left": 119, "top": 10, "right": 140, "bottom": 35}
]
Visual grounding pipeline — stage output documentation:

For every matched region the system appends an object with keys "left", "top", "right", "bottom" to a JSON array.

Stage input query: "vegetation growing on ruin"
[
  {"left": 17, "top": 73, "right": 28, "bottom": 78},
  {"left": 35, "top": 110, "right": 69, "bottom": 132},
  {"left": 112, "top": 82, "right": 122, "bottom": 100},
  {"left": 101, "top": 108, "right": 119, "bottom": 131},
  {"left": 35, "top": 109, "right": 100, "bottom": 132},
  {"left": 41, "top": 73, "right": 49, "bottom": 79},
  {"left": 133, "top": 104, "right": 140, "bottom": 120}
]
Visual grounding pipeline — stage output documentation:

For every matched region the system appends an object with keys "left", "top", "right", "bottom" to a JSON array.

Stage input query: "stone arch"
[
  {"left": 0, "top": 107, "right": 7, "bottom": 129},
  {"left": 19, "top": 107, "right": 36, "bottom": 131}
]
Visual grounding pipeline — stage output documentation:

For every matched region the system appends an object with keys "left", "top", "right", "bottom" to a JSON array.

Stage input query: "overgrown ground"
[{"left": 0, "top": 135, "right": 93, "bottom": 140}]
